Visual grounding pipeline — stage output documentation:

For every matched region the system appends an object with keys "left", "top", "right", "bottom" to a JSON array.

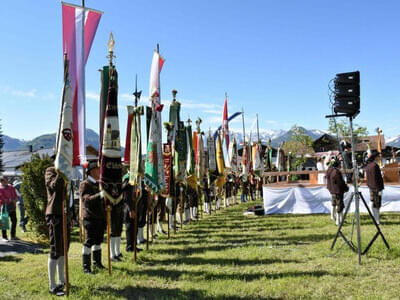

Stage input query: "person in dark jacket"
[
  {"left": 44, "top": 167, "right": 70, "bottom": 295},
  {"left": 122, "top": 172, "right": 143, "bottom": 252},
  {"left": 79, "top": 161, "right": 106, "bottom": 273},
  {"left": 365, "top": 152, "right": 384, "bottom": 224},
  {"left": 326, "top": 157, "right": 349, "bottom": 225}
]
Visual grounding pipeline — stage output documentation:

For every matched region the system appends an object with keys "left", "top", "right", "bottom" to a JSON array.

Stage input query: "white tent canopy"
[{"left": 263, "top": 185, "right": 400, "bottom": 215}]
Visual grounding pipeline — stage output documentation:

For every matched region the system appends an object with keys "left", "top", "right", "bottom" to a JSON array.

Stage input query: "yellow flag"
[{"left": 216, "top": 133, "right": 225, "bottom": 175}]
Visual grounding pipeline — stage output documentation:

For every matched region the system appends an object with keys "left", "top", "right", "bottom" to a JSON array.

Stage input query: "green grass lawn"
[{"left": 1, "top": 200, "right": 400, "bottom": 299}]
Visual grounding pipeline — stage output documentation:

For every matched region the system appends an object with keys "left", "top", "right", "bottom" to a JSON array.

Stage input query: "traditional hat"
[{"left": 86, "top": 160, "right": 99, "bottom": 174}]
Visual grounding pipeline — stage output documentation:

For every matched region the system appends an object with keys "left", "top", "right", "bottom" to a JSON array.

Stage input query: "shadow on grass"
[
  {"left": 0, "top": 239, "right": 45, "bottom": 257},
  {"left": 114, "top": 266, "right": 331, "bottom": 282},
  {"left": 94, "top": 285, "right": 281, "bottom": 300},
  {"left": 0, "top": 255, "right": 22, "bottom": 262},
  {"left": 141, "top": 256, "right": 302, "bottom": 266},
  {"left": 158, "top": 233, "right": 336, "bottom": 254}
]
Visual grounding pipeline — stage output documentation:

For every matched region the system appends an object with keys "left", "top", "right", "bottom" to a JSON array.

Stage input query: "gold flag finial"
[
  {"left": 108, "top": 32, "right": 115, "bottom": 53},
  {"left": 107, "top": 32, "right": 115, "bottom": 66}
]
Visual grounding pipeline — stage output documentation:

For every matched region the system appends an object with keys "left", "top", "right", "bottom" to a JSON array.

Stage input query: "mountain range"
[
  {"left": 231, "top": 127, "right": 328, "bottom": 147},
  {"left": 387, "top": 135, "right": 400, "bottom": 148},
  {"left": 2, "top": 127, "right": 329, "bottom": 152},
  {"left": 3, "top": 129, "right": 100, "bottom": 152},
  {"left": 3, "top": 126, "right": 399, "bottom": 152}
]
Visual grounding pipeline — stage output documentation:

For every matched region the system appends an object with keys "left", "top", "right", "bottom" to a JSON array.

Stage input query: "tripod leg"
[
  {"left": 331, "top": 193, "right": 353, "bottom": 250},
  {"left": 359, "top": 193, "right": 390, "bottom": 251}
]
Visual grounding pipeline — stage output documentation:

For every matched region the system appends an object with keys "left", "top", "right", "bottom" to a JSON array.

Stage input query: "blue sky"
[{"left": 1, "top": 0, "right": 400, "bottom": 141}]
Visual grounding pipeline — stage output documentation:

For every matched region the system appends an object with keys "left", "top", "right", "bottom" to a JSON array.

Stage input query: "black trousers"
[
  {"left": 111, "top": 203, "right": 123, "bottom": 237},
  {"left": 137, "top": 196, "right": 148, "bottom": 228},
  {"left": 2, "top": 210, "right": 17, "bottom": 239},
  {"left": 46, "top": 215, "right": 70, "bottom": 259},
  {"left": 83, "top": 219, "right": 105, "bottom": 248},
  {"left": 124, "top": 213, "right": 136, "bottom": 251}
]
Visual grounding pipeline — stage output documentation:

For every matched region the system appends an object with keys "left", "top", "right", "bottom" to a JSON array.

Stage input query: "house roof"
[
  {"left": 355, "top": 135, "right": 385, "bottom": 152},
  {"left": 3, "top": 148, "right": 54, "bottom": 169}
]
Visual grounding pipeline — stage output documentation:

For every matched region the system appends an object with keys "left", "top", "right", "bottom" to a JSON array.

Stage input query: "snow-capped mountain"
[
  {"left": 387, "top": 135, "right": 400, "bottom": 147},
  {"left": 231, "top": 127, "right": 328, "bottom": 147},
  {"left": 231, "top": 129, "right": 285, "bottom": 144}
]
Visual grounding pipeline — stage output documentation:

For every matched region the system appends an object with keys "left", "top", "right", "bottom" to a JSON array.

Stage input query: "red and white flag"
[
  {"left": 62, "top": 2, "right": 102, "bottom": 166},
  {"left": 222, "top": 94, "right": 229, "bottom": 150}
]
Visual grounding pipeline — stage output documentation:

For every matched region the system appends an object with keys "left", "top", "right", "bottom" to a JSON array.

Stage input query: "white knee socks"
[
  {"left": 137, "top": 227, "right": 144, "bottom": 242},
  {"left": 372, "top": 207, "right": 380, "bottom": 225},
  {"left": 110, "top": 237, "right": 116, "bottom": 258},
  {"left": 331, "top": 206, "right": 337, "bottom": 221},
  {"left": 48, "top": 258, "right": 57, "bottom": 290},
  {"left": 336, "top": 211, "right": 343, "bottom": 226},
  {"left": 115, "top": 237, "right": 121, "bottom": 256},
  {"left": 82, "top": 245, "right": 91, "bottom": 255},
  {"left": 57, "top": 256, "right": 65, "bottom": 285}
]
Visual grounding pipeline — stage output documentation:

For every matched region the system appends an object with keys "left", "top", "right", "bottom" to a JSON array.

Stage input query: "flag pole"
[
  {"left": 256, "top": 113, "right": 260, "bottom": 143},
  {"left": 81, "top": 0, "right": 87, "bottom": 165},
  {"left": 132, "top": 74, "right": 140, "bottom": 262},
  {"left": 105, "top": 32, "right": 115, "bottom": 276},
  {"left": 241, "top": 108, "right": 246, "bottom": 144},
  {"left": 62, "top": 185, "right": 70, "bottom": 296},
  {"left": 58, "top": 54, "right": 70, "bottom": 296}
]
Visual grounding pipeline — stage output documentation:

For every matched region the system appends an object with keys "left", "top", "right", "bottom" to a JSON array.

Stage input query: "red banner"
[{"left": 162, "top": 143, "right": 172, "bottom": 197}]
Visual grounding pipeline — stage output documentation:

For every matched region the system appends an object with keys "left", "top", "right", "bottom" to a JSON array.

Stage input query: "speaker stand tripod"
[
  {"left": 329, "top": 115, "right": 390, "bottom": 264},
  {"left": 331, "top": 190, "right": 390, "bottom": 262}
]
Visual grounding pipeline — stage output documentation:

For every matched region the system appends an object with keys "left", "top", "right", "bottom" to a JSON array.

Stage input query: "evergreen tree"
[
  {"left": 20, "top": 154, "right": 53, "bottom": 236},
  {"left": 0, "top": 119, "right": 4, "bottom": 174}
]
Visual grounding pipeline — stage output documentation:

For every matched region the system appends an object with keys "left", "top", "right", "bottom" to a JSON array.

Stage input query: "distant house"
[
  {"left": 312, "top": 134, "right": 337, "bottom": 153},
  {"left": 2, "top": 145, "right": 100, "bottom": 179},
  {"left": 355, "top": 135, "right": 385, "bottom": 152},
  {"left": 2, "top": 148, "right": 54, "bottom": 177}
]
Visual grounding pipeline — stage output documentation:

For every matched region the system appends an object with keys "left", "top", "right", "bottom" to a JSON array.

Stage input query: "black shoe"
[
  {"left": 49, "top": 286, "right": 65, "bottom": 296},
  {"left": 138, "top": 239, "right": 147, "bottom": 245},
  {"left": 82, "top": 254, "right": 92, "bottom": 274},
  {"left": 92, "top": 250, "right": 106, "bottom": 269},
  {"left": 136, "top": 247, "right": 143, "bottom": 252},
  {"left": 117, "top": 253, "right": 123, "bottom": 259},
  {"left": 111, "top": 256, "right": 121, "bottom": 262}
]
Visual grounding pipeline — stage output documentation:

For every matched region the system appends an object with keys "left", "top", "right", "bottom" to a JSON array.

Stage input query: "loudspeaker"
[{"left": 334, "top": 71, "right": 360, "bottom": 117}]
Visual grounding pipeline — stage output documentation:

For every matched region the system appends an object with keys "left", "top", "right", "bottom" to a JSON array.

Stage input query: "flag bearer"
[
  {"left": 79, "top": 161, "right": 106, "bottom": 273},
  {"left": 45, "top": 167, "right": 70, "bottom": 295}
]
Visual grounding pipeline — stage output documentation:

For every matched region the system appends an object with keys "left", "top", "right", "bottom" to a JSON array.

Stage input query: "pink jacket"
[{"left": 0, "top": 184, "right": 18, "bottom": 206}]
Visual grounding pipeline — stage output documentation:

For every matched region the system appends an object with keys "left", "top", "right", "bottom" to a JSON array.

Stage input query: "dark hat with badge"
[{"left": 86, "top": 160, "right": 99, "bottom": 174}]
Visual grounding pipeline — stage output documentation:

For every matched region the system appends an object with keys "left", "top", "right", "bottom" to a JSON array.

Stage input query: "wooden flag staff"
[{"left": 62, "top": 183, "right": 70, "bottom": 296}]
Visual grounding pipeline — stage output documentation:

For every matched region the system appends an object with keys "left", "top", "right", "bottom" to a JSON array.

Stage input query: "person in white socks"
[
  {"left": 156, "top": 195, "right": 167, "bottom": 235},
  {"left": 137, "top": 180, "right": 148, "bottom": 245},
  {"left": 326, "top": 157, "right": 349, "bottom": 225},
  {"left": 365, "top": 152, "right": 384, "bottom": 225},
  {"left": 44, "top": 167, "right": 71, "bottom": 296},
  {"left": 79, "top": 161, "right": 106, "bottom": 274},
  {"left": 188, "top": 185, "right": 198, "bottom": 221},
  {"left": 203, "top": 177, "right": 211, "bottom": 214}
]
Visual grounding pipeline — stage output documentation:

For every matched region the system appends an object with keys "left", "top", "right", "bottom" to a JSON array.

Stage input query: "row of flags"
[
  {"left": 53, "top": 2, "right": 286, "bottom": 293},
  {"left": 55, "top": 2, "right": 274, "bottom": 196}
]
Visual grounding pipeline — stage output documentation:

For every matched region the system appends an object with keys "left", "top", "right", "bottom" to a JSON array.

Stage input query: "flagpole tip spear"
[
  {"left": 172, "top": 89, "right": 178, "bottom": 102},
  {"left": 107, "top": 32, "right": 115, "bottom": 66},
  {"left": 133, "top": 75, "right": 142, "bottom": 107}
]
